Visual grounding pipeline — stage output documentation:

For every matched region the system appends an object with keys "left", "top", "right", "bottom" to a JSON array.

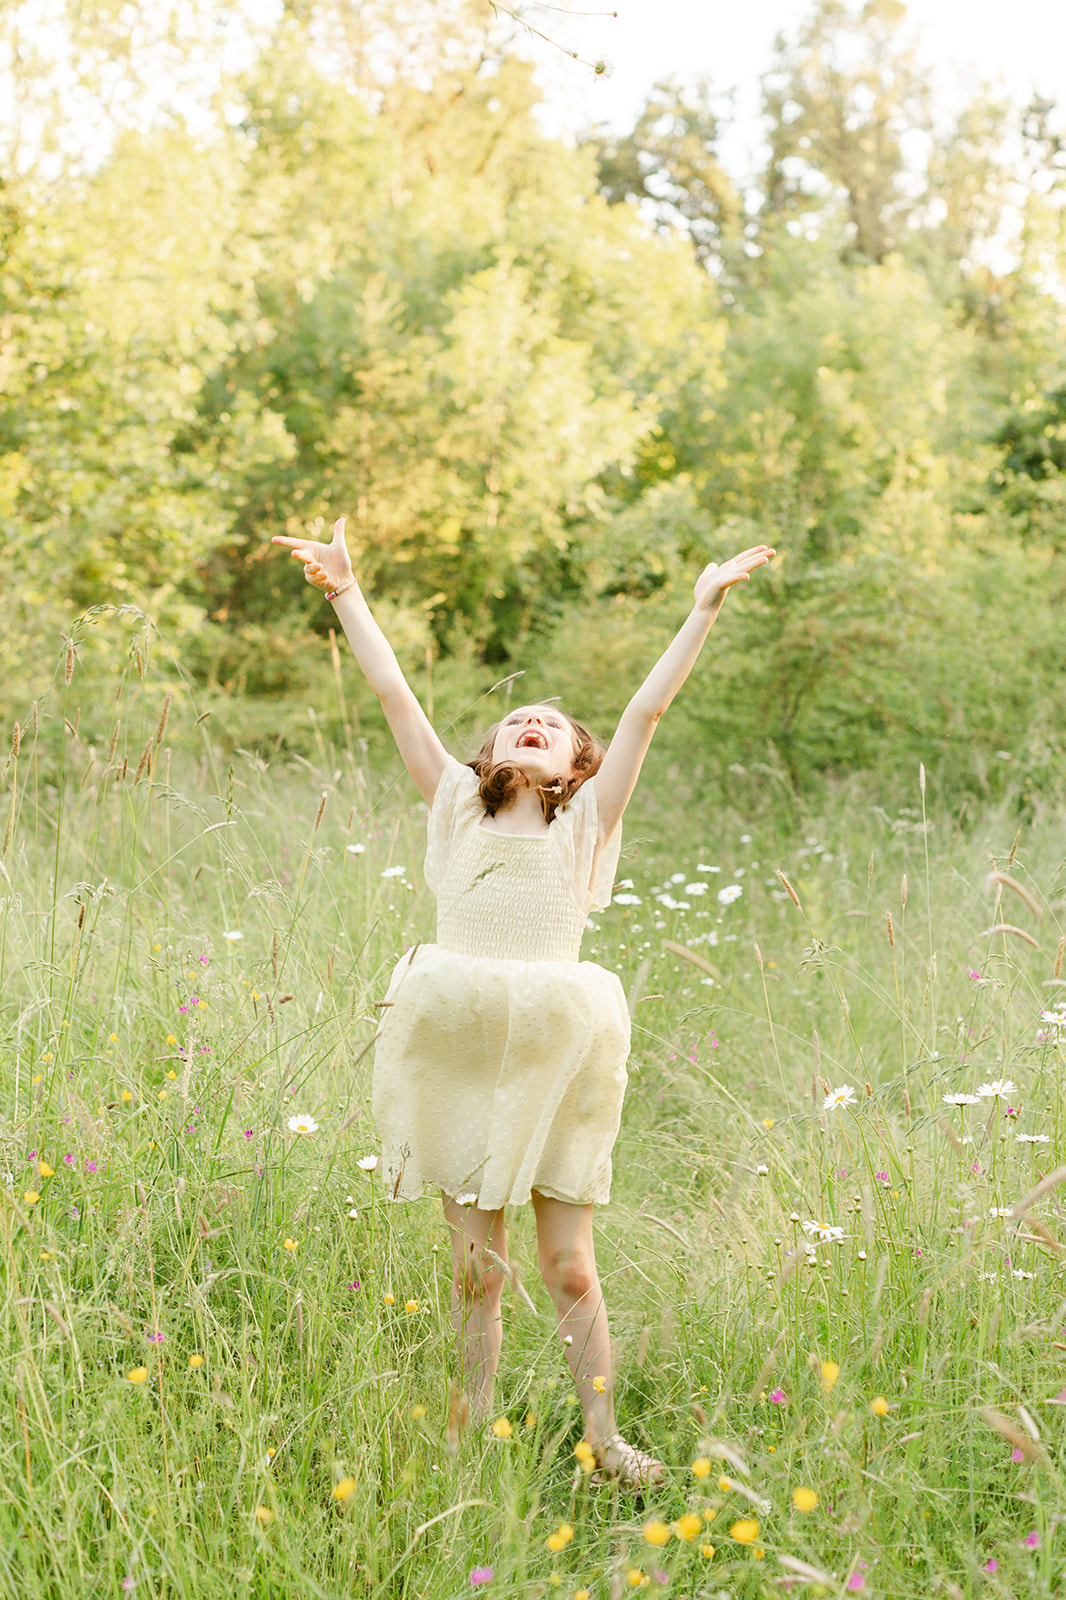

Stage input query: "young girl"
[{"left": 273, "top": 519, "right": 774, "bottom": 1486}]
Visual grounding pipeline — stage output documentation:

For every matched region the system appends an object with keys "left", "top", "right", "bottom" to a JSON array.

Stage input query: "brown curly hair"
[{"left": 467, "top": 709, "right": 606, "bottom": 825}]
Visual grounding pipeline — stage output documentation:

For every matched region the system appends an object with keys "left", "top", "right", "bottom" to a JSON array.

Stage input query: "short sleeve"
[
  {"left": 552, "top": 777, "right": 623, "bottom": 915},
  {"left": 424, "top": 756, "right": 481, "bottom": 895}
]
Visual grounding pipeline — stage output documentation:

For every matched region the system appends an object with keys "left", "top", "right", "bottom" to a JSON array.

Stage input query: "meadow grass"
[{"left": 3, "top": 631, "right": 1066, "bottom": 1600}]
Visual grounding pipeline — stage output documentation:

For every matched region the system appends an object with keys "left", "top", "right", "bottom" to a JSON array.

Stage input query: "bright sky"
[{"left": 521, "top": 0, "right": 1066, "bottom": 178}]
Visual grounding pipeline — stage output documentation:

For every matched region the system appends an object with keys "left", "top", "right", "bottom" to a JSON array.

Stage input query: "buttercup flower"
[
  {"left": 729, "top": 1519, "right": 759, "bottom": 1543},
  {"left": 491, "top": 1417, "right": 513, "bottom": 1438},
  {"left": 643, "top": 1521, "right": 670, "bottom": 1547},
  {"left": 791, "top": 1486, "right": 818, "bottom": 1512},
  {"left": 332, "top": 1478, "right": 357, "bottom": 1502},
  {"left": 189, "top": 1354, "right": 204, "bottom": 1369},
  {"left": 870, "top": 1396, "right": 889, "bottom": 1416},
  {"left": 821, "top": 1360, "right": 840, "bottom": 1392},
  {"left": 126, "top": 1367, "right": 148, "bottom": 1384},
  {"left": 673, "top": 1513, "right": 703, "bottom": 1542},
  {"left": 691, "top": 1456, "right": 712, "bottom": 1478}
]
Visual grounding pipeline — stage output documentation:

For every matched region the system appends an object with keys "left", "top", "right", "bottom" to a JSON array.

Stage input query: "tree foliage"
[{"left": 1, "top": 0, "right": 1065, "bottom": 797}]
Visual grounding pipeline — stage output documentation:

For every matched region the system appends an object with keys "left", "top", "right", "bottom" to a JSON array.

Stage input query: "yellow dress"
[{"left": 372, "top": 757, "right": 630, "bottom": 1209}]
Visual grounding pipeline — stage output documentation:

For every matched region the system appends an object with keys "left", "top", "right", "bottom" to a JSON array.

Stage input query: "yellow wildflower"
[
  {"left": 642, "top": 1520, "right": 670, "bottom": 1548},
  {"left": 871, "top": 1395, "right": 889, "bottom": 1416},
  {"left": 821, "top": 1360, "right": 840, "bottom": 1392},
  {"left": 410, "top": 1404, "right": 427, "bottom": 1420},
  {"left": 332, "top": 1478, "right": 357, "bottom": 1502},
  {"left": 627, "top": 1574, "right": 649, "bottom": 1590},
  {"left": 575, "top": 1591, "right": 590, "bottom": 1600},
  {"left": 574, "top": 1440, "right": 595, "bottom": 1474},
  {"left": 283, "top": 1238, "right": 297, "bottom": 1251},
  {"left": 691, "top": 1456, "right": 711, "bottom": 1479},
  {"left": 158, "top": 1091, "right": 168, "bottom": 1100},
  {"left": 730, "top": 1519, "right": 759, "bottom": 1544},
  {"left": 763, "top": 1118, "right": 775, "bottom": 1128},
  {"left": 592, "top": 1374, "right": 606, "bottom": 1393},
  {"left": 126, "top": 1367, "right": 148, "bottom": 1384},
  {"left": 109, "top": 1033, "right": 119, "bottom": 1043},
  {"left": 254, "top": 1506, "right": 274, "bottom": 1526},
  {"left": 674, "top": 1513, "right": 703, "bottom": 1542},
  {"left": 31, "top": 1074, "right": 43, "bottom": 1085},
  {"left": 167, "top": 1069, "right": 177, "bottom": 1079},
  {"left": 383, "top": 1293, "right": 394, "bottom": 1305},
  {"left": 38, "top": 1162, "right": 54, "bottom": 1177},
  {"left": 188, "top": 1354, "right": 204, "bottom": 1369},
  {"left": 404, "top": 1299, "right": 418, "bottom": 1313},
  {"left": 525, "top": 1412, "right": 537, "bottom": 1428},
  {"left": 791, "top": 1487, "right": 818, "bottom": 1512},
  {"left": 120, "top": 1089, "right": 133, "bottom": 1102},
  {"left": 546, "top": 1523, "right": 573, "bottom": 1552},
  {"left": 42, "top": 1053, "right": 53, "bottom": 1063},
  {"left": 718, "top": 1474, "right": 732, "bottom": 1491},
  {"left": 700, "top": 1545, "right": 715, "bottom": 1559},
  {"left": 491, "top": 1417, "right": 513, "bottom": 1439},
  {"left": 166, "top": 1035, "right": 177, "bottom": 1045},
  {"left": 24, "top": 1191, "right": 39, "bottom": 1205}
]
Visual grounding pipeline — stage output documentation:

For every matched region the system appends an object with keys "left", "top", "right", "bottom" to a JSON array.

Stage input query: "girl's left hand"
[{"left": 694, "top": 545, "right": 776, "bottom": 610}]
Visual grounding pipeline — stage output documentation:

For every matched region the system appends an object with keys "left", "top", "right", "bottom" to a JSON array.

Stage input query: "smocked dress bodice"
[{"left": 435, "top": 826, "right": 587, "bottom": 963}]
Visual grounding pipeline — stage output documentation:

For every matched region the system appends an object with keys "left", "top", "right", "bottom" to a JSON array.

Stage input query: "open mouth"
[{"left": 516, "top": 730, "right": 548, "bottom": 750}]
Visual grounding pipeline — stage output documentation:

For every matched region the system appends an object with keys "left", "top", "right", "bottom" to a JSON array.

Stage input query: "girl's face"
[{"left": 491, "top": 705, "right": 577, "bottom": 780}]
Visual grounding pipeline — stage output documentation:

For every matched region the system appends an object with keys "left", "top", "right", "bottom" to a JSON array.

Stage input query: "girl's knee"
[
  {"left": 452, "top": 1241, "right": 506, "bottom": 1305},
  {"left": 538, "top": 1243, "right": 597, "bottom": 1304}
]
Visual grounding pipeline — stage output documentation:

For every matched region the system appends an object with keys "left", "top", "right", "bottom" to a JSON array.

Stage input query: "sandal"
[{"left": 590, "top": 1432, "right": 665, "bottom": 1490}]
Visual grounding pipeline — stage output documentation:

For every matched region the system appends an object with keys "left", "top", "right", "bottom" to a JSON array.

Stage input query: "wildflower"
[
  {"left": 31, "top": 1074, "right": 42, "bottom": 1085},
  {"left": 942, "top": 1092, "right": 980, "bottom": 1106},
  {"left": 592, "top": 1374, "right": 606, "bottom": 1393},
  {"left": 347, "top": 1208, "right": 359, "bottom": 1220},
  {"left": 756, "top": 1163, "right": 769, "bottom": 1175},
  {"left": 126, "top": 1367, "right": 148, "bottom": 1384},
  {"left": 768, "top": 1387, "right": 787, "bottom": 1404},
  {"left": 613, "top": 893, "right": 642, "bottom": 905},
  {"left": 823, "top": 1084, "right": 857, "bottom": 1111},
  {"left": 791, "top": 1487, "right": 818, "bottom": 1512},
  {"left": 86, "top": 1161, "right": 97, "bottom": 1173},
  {"left": 1012, "top": 1447, "right": 1025, "bottom": 1463},
  {"left": 673, "top": 1512, "right": 703, "bottom": 1542},
  {"left": 222, "top": 931, "right": 244, "bottom": 942},
  {"left": 109, "top": 1032, "right": 119, "bottom": 1043},
  {"left": 1024, "top": 1530, "right": 1040, "bottom": 1549},
  {"left": 121, "top": 1089, "right": 133, "bottom": 1102},
  {"left": 189, "top": 1354, "right": 204, "bottom": 1369},
  {"left": 282, "top": 1238, "right": 297, "bottom": 1251},
  {"left": 383, "top": 1293, "right": 394, "bottom": 1305},
  {"left": 347, "top": 842, "right": 366, "bottom": 854},
  {"left": 254, "top": 1506, "right": 274, "bottom": 1526},
  {"left": 1016, "top": 1133, "right": 1050, "bottom": 1144},
  {"left": 491, "top": 1417, "right": 513, "bottom": 1438},
  {"left": 147, "top": 1332, "right": 164, "bottom": 1344},
  {"left": 546, "top": 1523, "right": 574, "bottom": 1552},
  {"left": 24, "top": 1191, "right": 39, "bottom": 1205},
  {"left": 802, "top": 1220, "right": 845, "bottom": 1243},
  {"left": 984, "top": 1559, "right": 998, "bottom": 1572},
  {"left": 167, "top": 1069, "right": 177, "bottom": 1080},
  {"left": 976, "top": 1080, "right": 1016, "bottom": 1101},
  {"left": 763, "top": 1118, "right": 774, "bottom": 1128},
  {"left": 700, "top": 1544, "right": 715, "bottom": 1558},
  {"left": 404, "top": 1299, "right": 419, "bottom": 1314},
  {"left": 332, "top": 1478, "right": 357, "bottom": 1502},
  {"left": 1013, "top": 1269, "right": 1035, "bottom": 1280},
  {"left": 717, "top": 884, "right": 743, "bottom": 906},
  {"left": 845, "top": 1576, "right": 865, "bottom": 1593},
  {"left": 821, "top": 1361, "right": 840, "bottom": 1392},
  {"left": 286, "top": 1113, "right": 318, "bottom": 1135},
  {"left": 381, "top": 865, "right": 406, "bottom": 878},
  {"left": 574, "top": 1440, "right": 595, "bottom": 1474},
  {"left": 691, "top": 1456, "right": 711, "bottom": 1478},
  {"left": 718, "top": 1475, "right": 732, "bottom": 1490},
  {"left": 357, "top": 1155, "right": 378, "bottom": 1170},
  {"left": 469, "top": 1567, "right": 493, "bottom": 1586},
  {"left": 38, "top": 1162, "right": 54, "bottom": 1178},
  {"left": 990, "top": 1206, "right": 1013, "bottom": 1218},
  {"left": 870, "top": 1396, "right": 889, "bottom": 1416},
  {"left": 643, "top": 1521, "right": 670, "bottom": 1547},
  {"left": 729, "top": 1519, "right": 759, "bottom": 1543}
]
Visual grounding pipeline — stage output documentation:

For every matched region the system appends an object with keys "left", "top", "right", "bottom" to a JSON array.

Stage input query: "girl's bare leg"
[
  {"left": 442, "top": 1194, "right": 508, "bottom": 1420},
  {"left": 532, "top": 1192, "right": 663, "bottom": 1484}
]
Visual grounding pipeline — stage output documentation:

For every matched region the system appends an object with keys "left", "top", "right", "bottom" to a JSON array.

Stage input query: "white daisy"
[
  {"left": 1015, "top": 1133, "right": 1050, "bottom": 1144},
  {"left": 684, "top": 883, "right": 709, "bottom": 895},
  {"left": 222, "top": 930, "right": 244, "bottom": 942},
  {"left": 989, "top": 1207, "right": 1014, "bottom": 1217},
  {"left": 356, "top": 1155, "right": 378, "bottom": 1171},
  {"left": 1012, "top": 1269, "right": 1035, "bottom": 1280},
  {"left": 802, "top": 1220, "right": 844, "bottom": 1243},
  {"left": 381, "top": 865, "right": 406, "bottom": 878},
  {"left": 942, "top": 1092, "right": 980, "bottom": 1106},
  {"left": 717, "top": 884, "right": 743, "bottom": 906},
  {"left": 823, "top": 1084, "right": 858, "bottom": 1112},
  {"left": 696, "top": 863, "right": 722, "bottom": 873},
  {"left": 287, "top": 1113, "right": 319, "bottom": 1135},
  {"left": 612, "top": 893, "right": 642, "bottom": 906},
  {"left": 976, "top": 1080, "right": 1016, "bottom": 1100},
  {"left": 346, "top": 843, "right": 366, "bottom": 854}
]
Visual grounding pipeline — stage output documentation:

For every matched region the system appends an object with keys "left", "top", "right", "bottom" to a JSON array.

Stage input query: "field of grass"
[{"left": 3, "top": 633, "right": 1066, "bottom": 1600}]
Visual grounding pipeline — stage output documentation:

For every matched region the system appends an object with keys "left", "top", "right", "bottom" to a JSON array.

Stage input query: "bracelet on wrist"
[{"left": 326, "top": 580, "right": 355, "bottom": 602}]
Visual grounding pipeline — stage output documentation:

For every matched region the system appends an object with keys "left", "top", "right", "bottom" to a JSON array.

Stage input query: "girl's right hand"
[{"left": 272, "top": 517, "right": 354, "bottom": 594}]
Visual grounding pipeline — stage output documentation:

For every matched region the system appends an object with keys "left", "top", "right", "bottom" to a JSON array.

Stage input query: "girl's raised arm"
[
  {"left": 592, "top": 546, "right": 775, "bottom": 839},
  {"left": 272, "top": 518, "right": 449, "bottom": 805}
]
